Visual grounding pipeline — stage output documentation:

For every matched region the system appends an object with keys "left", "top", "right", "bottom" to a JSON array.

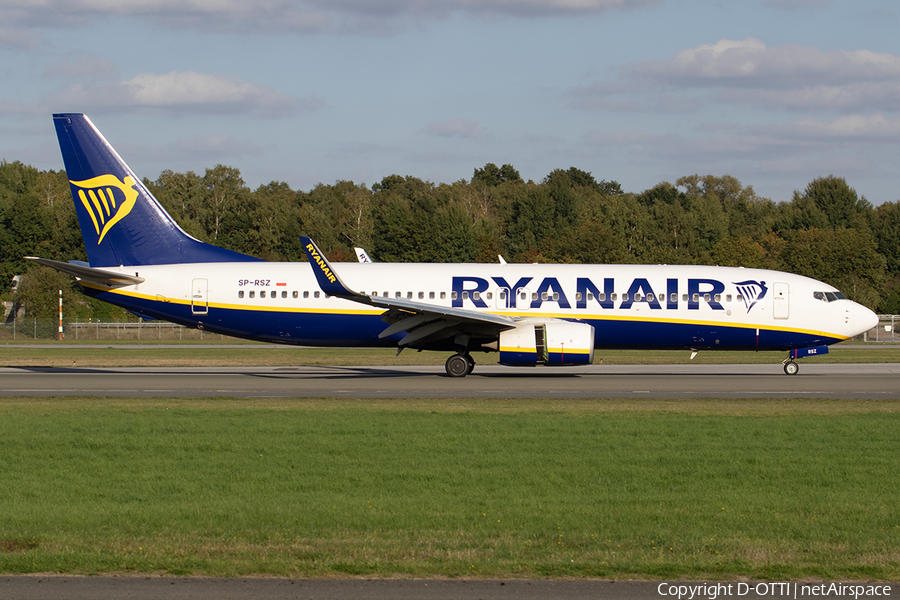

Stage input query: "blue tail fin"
[{"left": 53, "top": 113, "right": 262, "bottom": 267}]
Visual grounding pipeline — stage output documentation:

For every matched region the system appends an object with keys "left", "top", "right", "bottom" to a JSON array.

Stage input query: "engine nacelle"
[{"left": 498, "top": 320, "right": 595, "bottom": 367}]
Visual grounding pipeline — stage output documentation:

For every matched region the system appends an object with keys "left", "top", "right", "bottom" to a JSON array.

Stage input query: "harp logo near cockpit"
[
  {"left": 70, "top": 174, "right": 139, "bottom": 244},
  {"left": 733, "top": 280, "right": 768, "bottom": 313}
]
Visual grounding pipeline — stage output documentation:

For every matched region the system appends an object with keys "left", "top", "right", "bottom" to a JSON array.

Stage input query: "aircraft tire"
[
  {"left": 783, "top": 360, "right": 799, "bottom": 375},
  {"left": 446, "top": 354, "right": 470, "bottom": 377}
]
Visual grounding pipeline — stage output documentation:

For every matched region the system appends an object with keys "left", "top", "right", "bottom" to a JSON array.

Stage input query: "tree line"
[{"left": 2, "top": 159, "right": 898, "bottom": 321}]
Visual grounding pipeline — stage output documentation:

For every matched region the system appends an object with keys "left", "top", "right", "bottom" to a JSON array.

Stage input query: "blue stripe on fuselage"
[{"left": 83, "top": 287, "right": 841, "bottom": 350}]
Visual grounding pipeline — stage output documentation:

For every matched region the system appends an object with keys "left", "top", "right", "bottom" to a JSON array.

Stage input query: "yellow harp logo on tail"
[{"left": 70, "top": 175, "right": 139, "bottom": 244}]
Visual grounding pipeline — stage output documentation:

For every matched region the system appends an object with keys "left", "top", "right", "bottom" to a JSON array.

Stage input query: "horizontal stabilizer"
[{"left": 25, "top": 257, "right": 145, "bottom": 286}]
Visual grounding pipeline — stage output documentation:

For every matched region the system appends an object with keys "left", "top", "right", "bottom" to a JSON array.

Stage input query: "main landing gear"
[{"left": 445, "top": 353, "right": 475, "bottom": 377}]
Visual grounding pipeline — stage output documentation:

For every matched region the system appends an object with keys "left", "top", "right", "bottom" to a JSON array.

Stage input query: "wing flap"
[{"left": 300, "top": 237, "right": 516, "bottom": 347}]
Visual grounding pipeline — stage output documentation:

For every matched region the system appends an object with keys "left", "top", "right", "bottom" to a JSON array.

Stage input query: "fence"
[
  {"left": 867, "top": 314, "right": 898, "bottom": 343},
  {"left": 0, "top": 319, "right": 227, "bottom": 341}
]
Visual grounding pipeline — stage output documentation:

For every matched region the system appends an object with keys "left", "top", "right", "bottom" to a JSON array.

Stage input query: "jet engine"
[{"left": 495, "top": 320, "right": 595, "bottom": 367}]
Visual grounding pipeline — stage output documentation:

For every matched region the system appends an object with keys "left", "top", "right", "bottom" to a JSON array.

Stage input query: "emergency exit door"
[{"left": 191, "top": 278, "right": 208, "bottom": 315}]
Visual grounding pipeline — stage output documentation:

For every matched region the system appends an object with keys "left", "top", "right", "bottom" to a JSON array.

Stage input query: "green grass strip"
[{"left": 0, "top": 397, "right": 898, "bottom": 580}]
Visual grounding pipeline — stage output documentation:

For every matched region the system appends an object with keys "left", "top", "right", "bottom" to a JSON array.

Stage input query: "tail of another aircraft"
[{"left": 53, "top": 113, "right": 261, "bottom": 267}]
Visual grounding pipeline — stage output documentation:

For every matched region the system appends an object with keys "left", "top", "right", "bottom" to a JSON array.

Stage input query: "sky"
[{"left": 1, "top": 0, "right": 899, "bottom": 205}]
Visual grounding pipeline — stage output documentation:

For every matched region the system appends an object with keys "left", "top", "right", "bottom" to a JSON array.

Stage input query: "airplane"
[{"left": 28, "top": 113, "right": 879, "bottom": 377}]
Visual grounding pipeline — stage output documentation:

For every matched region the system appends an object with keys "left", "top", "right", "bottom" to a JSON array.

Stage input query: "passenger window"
[
  {"left": 541, "top": 292, "right": 548, "bottom": 301},
  {"left": 238, "top": 290, "right": 244, "bottom": 298},
  {"left": 249, "top": 291, "right": 255, "bottom": 298},
  {"left": 303, "top": 291, "right": 309, "bottom": 298},
  {"left": 692, "top": 293, "right": 699, "bottom": 303},
  {"left": 407, "top": 291, "right": 413, "bottom": 299},
  {"left": 670, "top": 293, "right": 677, "bottom": 303},
  {"left": 552, "top": 292, "right": 559, "bottom": 301},
  {"left": 622, "top": 293, "right": 629, "bottom": 302},
  {"left": 487, "top": 292, "right": 492, "bottom": 300},
  {"left": 575, "top": 292, "right": 582, "bottom": 301},
  {"left": 703, "top": 293, "right": 711, "bottom": 302},
  {"left": 451, "top": 291, "right": 458, "bottom": 300},
  {"left": 462, "top": 291, "right": 469, "bottom": 300},
  {"left": 429, "top": 292, "right": 435, "bottom": 299},
  {"left": 736, "top": 294, "right": 743, "bottom": 302},
  {"left": 314, "top": 291, "right": 320, "bottom": 299},
  {"left": 683, "top": 294, "right": 689, "bottom": 302},
  {"left": 441, "top": 292, "right": 447, "bottom": 300},
  {"left": 292, "top": 291, "right": 298, "bottom": 298},
  {"left": 725, "top": 294, "right": 731, "bottom": 302},
  {"left": 418, "top": 291, "right": 424, "bottom": 299},
  {"left": 395, "top": 292, "right": 401, "bottom": 298},
  {"left": 646, "top": 293, "right": 654, "bottom": 302},
  {"left": 500, "top": 291, "right": 507, "bottom": 300},
  {"left": 714, "top": 294, "right": 721, "bottom": 303},
  {"left": 260, "top": 291, "right": 266, "bottom": 298},
  {"left": 473, "top": 292, "right": 480, "bottom": 300}
]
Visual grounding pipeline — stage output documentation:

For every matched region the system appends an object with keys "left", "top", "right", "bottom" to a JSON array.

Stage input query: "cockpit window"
[{"left": 814, "top": 291, "right": 847, "bottom": 303}]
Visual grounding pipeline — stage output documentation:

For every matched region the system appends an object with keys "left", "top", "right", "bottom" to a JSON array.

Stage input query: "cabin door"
[
  {"left": 773, "top": 282, "right": 789, "bottom": 320},
  {"left": 191, "top": 278, "right": 208, "bottom": 315}
]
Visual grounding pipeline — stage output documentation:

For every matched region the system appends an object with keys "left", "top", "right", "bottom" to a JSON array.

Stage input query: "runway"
[
  {"left": 1, "top": 362, "right": 898, "bottom": 399},
  {"left": 3, "top": 577, "right": 886, "bottom": 600}
]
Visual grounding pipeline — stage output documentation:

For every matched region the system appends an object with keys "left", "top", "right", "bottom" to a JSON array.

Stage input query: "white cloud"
[
  {"left": 779, "top": 114, "right": 900, "bottom": 141},
  {"left": 47, "top": 71, "right": 316, "bottom": 117},
  {"left": 0, "top": 0, "right": 660, "bottom": 33},
  {"left": 0, "top": 26, "right": 40, "bottom": 49},
  {"left": 571, "top": 38, "right": 900, "bottom": 114},
  {"left": 43, "top": 55, "right": 118, "bottom": 79},
  {"left": 762, "top": 0, "right": 832, "bottom": 9},
  {"left": 629, "top": 38, "right": 900, "bottom": 86},
  {"left": 424, "top": 118, "right": 486, "bottom": 138},
  {"left": 140, "top": 134, "right": 265, "bottom": 164}
]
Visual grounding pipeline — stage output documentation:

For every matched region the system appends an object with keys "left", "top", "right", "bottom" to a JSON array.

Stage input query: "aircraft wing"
[
  {"left": 301, "top": 237, "right": 516, "bottom": 349},
  {"left": 25, "top": 257, "right": 145, "bottom": 287}
]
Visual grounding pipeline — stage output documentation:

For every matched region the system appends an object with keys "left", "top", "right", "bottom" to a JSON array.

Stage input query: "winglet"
[{"left": 300, "top": 236, "right": 358, "bottom": 298}]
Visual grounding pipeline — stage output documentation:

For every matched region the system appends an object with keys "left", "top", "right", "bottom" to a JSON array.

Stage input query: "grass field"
[{"left": 0, "top": 396, "right": 898, "bottom": 580}]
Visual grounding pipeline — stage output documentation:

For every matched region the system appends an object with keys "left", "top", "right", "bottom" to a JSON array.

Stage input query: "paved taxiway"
[
  {"left": 1, "top": 362, "right": 899, "bottom": 399},
  {"left": 3, "top": 576, "right": 868, "bottom": 600}
]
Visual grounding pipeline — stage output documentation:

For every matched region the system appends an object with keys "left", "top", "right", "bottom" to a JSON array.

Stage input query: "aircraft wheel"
[
  {"left": 446, "top": 354, "right": 470, "bottom": 377},
  {"left": 465, "top": 354, "right": 475, "bottom": 375},
  {"left": 783, "top": 360, "right": 799, "bottom": 375}
]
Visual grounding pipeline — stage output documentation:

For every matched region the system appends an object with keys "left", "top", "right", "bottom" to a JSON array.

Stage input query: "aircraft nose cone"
[{"left": 854, "top": 302, "right": 879, "bottom": 336}]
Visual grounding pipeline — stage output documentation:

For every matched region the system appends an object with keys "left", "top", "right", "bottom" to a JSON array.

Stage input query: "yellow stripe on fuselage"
[{"left": 82, "top": 282, "right": 847, "bottom": 339}]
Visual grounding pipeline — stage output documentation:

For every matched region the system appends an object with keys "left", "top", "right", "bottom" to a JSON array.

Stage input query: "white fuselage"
[{"left": 81, "top": 261, "right": 876, "bottom": 350}]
